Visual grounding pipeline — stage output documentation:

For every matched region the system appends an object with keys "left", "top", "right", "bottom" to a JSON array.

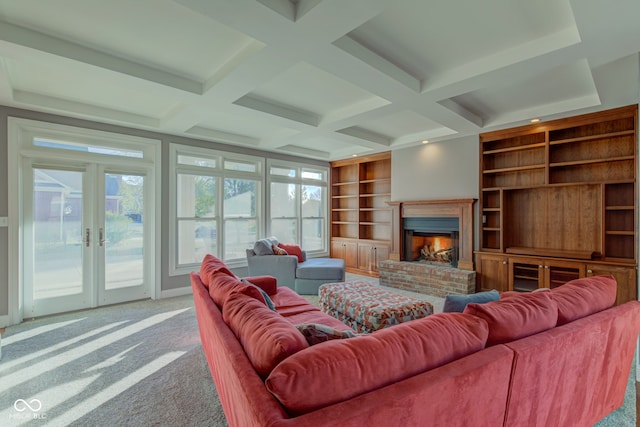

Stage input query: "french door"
[{"left": 24, "top": 161, "right": 149, "bottom": 317}]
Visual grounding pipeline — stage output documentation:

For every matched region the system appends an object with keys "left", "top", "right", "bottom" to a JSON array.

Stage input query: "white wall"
[{"left": 391, "top": 135, "right": 478, "bottom": 201}]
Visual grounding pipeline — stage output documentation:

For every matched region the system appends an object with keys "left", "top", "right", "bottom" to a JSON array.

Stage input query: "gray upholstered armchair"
[{"left": 246, "top": 238, "right": 345, "bottom": 295}]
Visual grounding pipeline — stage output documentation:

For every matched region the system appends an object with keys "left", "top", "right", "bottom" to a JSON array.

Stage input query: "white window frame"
[
  {"left": 266, "top": 159, "right": 329, "bottom": 257},
  {"left": 169, "top": 143, "right": 263, "bottom": 275}
]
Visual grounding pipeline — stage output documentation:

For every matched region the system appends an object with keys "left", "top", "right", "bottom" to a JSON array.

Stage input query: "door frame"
[{"left": 7, "top": 117, "right": 161, "bottom": 325}]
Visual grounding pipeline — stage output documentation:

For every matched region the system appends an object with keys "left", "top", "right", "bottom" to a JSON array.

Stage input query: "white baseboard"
[
  {"left": 0, "top": 314, "right": 10, "bottom": 329},
  {"left": 160, "top": 287, "right": 193, "bottom": 299}
]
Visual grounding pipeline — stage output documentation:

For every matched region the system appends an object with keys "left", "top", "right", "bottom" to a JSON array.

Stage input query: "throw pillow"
[
  {"left": 253, "top": 238, "right": 276, "bottom": 256},
  {"left": 272, "top": 244, "right": 288, "bottom": 256},
  {"left": 242, "top": 279, "right": 276, "bottom": 311},
  {"left": 296, "top": 323, "right": 357, "bottom": 345},
  {"left": 463, "top": 291, "right": 558, "bottom": 346},
  {"left": 278, "top": 243, "right": 304, "bottom": 262},
  {"left": 443, "top": 290, "right": 499, "bottom": 313}
]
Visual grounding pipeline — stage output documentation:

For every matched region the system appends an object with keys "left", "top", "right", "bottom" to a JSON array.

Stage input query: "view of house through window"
[{"left": 171, "top": 144, "right": 263, "bottom": 273}]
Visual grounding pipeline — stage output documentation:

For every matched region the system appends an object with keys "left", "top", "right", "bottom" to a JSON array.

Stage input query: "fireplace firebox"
[
  {"left": 404, "top": 229, "right": 459, "bottom": 267},
  {"left": 402, "top": 217, "right": 459, "bottom": 267}
]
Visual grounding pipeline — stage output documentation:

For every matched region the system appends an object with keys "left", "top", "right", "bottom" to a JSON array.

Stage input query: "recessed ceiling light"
[
  {"left": 530, "top": 118, "right": 541, "bottom": 123},
  {"left": 351, "top": 154, "right": 357, "bottom": 157},
  {"left": 422, "top": 140, "right": 429, "bottom": 144}
]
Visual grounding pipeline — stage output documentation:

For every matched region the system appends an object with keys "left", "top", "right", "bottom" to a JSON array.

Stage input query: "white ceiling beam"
[{"left": 0, "top": 21, "right": 203, "bottom": 94}]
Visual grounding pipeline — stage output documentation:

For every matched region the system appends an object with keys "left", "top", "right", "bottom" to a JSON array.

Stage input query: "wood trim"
[{"left": 388, "top": 199, "right": 476, "bottom": 270}]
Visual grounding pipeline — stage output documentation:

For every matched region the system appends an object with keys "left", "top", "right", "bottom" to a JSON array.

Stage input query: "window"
[
  {"left": 170, "top": 144, "right": 262, "bottom": 274},
  {"left": 267, "top": 160, "right": 328, "bottom": 253}
]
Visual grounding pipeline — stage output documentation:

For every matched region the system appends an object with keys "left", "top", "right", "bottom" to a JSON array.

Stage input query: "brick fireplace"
[{"left": 380, "top": 199, "right": 476, "bottom": 297}]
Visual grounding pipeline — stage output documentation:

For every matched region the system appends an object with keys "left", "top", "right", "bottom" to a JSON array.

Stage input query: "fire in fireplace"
[
  {"left": 404, "top": 230, "right": 459, "bottom": 267},
  {"left": 402, "top": 217, "right": 459, "bottom": 268}
]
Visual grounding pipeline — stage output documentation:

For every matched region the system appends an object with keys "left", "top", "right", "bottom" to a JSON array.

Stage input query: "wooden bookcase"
[
  {"left": 476, "top": 105, "right": 638, "bottom": 304},
  {"left": 330, "top": 152, "right": 391, "bottom": 276}
]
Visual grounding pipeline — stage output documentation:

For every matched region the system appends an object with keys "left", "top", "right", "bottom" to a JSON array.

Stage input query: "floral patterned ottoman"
[{"left": 318, "top": 281, "right": 433, "bottom": 333}]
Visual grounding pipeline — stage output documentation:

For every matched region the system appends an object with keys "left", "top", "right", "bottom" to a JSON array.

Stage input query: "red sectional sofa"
[{"left": 191, "top": 255, "right": 640, "bottom": 427}]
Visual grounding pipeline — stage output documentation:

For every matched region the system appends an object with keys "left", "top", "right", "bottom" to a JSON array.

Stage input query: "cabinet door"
[
  {"left": 586, "top": 264, "right": 637, "bottom": 305},
  {"left": 357, "top": 242, "right": 374, "bottom": 272},
  {"left": 330, "top": 238, "right": 345, "bottom": 259},
  {"left": 544, "top": 260, "right": 585, "bottom": 289},
  {"left": 344, "top": 240, "right": 358, "bottom": 269},
  {"left": 331, "top": 238, "right": 358, "bottom": 269},
  {"left": 475, "top": 253, "right": 509, "bottom": 293},
  {"left": 508, "top": 256, "right": 543, "bottom": 292},
  {"left": 372, "top": 243, "right": 390, "bottom": 272}
]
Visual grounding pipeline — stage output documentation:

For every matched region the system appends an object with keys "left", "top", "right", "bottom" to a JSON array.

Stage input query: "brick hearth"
[{"left": 379, "top": 260, "right": 476, "bottom": 297}]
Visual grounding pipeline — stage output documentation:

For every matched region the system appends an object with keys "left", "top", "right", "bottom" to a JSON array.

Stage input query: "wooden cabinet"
[
  {"left": 477, "top": 105, "right": 638, "bottom": 303},
  {"left": 476, "top": 253, "right": 509, "bottom": 293},
  {"left": 476, "top": 253, "right": 632, "bottom": 298},
  {"left": 508, "top": 256, "right": 585, "bottom": 291},
  {"left": 357, "top": 240, "right": 390, "bottom": 274},
  {"left": 586, "top": 263, "right": 637, "bottom": 306},
  {"left": 331, "top": 238, "right": 358, "bottom": 269},
  {"left": 330, "top": 152, "right": 391, "bottom": 276}
]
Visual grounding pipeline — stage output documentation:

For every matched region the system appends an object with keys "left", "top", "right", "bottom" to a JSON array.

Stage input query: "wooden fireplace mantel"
[{"left": 388, "top": 199, "right": 476, "bottom": 271}]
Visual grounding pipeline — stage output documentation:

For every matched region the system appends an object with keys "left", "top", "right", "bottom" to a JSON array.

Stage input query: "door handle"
[
  {"left": 99, "top": 227, "right": 105, "bottom": 246},
  {"left": 85, "top": 228, "right": 90, "bottom": 247}
]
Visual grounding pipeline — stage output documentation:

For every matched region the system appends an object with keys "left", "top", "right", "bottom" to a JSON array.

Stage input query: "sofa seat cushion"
[
  {"left": 222, "top": 291, "right": 309, "bottom": 378},
  {"left": 271, "top": 286, "right": 320, "bottom": 316},
  {"left": 550, "top": 275, "right": 617, "bottom": 325},
  {"left": 296, "top": 258, "right": 345, "bottom": 280},
  {"left": 265, "top": 312, "right": 488, "bottom": 414},
  {"left": 284, "top": 308, "right": 356, "bottom": 332},
  {"left": 464, "top": 291, "right": 558, "bottom": 346}
]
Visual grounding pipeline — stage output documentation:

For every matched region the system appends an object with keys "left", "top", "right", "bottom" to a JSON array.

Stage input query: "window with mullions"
[
  {"left": 268, "top": 161, "right": 328, "bottom": 253},
  {"left": 170, "top": 144, "right": 262, "bottom": 274}
]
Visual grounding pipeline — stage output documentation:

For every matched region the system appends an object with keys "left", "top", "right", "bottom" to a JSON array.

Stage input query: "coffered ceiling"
[{"left": 0, "top": 0, "right": 638, "bottom": 161}]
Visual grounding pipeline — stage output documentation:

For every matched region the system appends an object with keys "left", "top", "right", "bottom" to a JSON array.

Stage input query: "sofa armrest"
[
  {"left": 246, "top": 253, "right": 299, "bottom": 289},
  {"left": 243, "top": 275, "right": 277, "bottom": 296}
]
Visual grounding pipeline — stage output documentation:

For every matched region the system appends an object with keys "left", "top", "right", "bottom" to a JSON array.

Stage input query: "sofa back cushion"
[
  {"left": 208, "top": 273, "right": 264, "bottom": 308},
  {"left": 464, "top": 291, "right": 558, "bottom": 346},
  {"left": 199, "top": 254, "right": 236, "bottom": 288},
  {"left": 550, "top": 275, "right": 617, "bottom": 325},
  {"left": 265, "top": 313, "right": 488, "bottom": 414},
  {"left": 223, "top": 292, "right": 309, "bottom": 378}
]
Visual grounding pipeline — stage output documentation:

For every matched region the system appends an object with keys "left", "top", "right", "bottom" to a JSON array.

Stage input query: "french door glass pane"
[
  {"left": 104, "top": 174, "right": 144, "bottom": 290},
  {"left": 33, "top": 168, "right": 83, "bottom": 298}
]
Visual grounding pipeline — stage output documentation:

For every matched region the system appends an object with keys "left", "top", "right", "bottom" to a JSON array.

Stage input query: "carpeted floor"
[{"left": 0, "top": 274, "right": 635, "bottom": 426}]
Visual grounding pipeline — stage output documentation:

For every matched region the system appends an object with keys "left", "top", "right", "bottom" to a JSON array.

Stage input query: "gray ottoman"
[{"left": 295, "top": 258, "right": 346, "bottom": 294}]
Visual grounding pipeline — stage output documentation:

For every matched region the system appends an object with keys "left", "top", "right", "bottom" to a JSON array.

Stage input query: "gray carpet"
[{"left": 0, "top": 282, "right": 635, "bottom": 426}]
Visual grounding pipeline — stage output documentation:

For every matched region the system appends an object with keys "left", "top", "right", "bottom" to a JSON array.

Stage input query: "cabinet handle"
[
  {"left": 587, "top": 269, "right": 593, "bottom": 274},
  {"left": 544, "top": 265, "right": 549, "bottom": 269},
  {"left": 84, "top": 228, "right": 90, "bottom": 247},
  {"left": 538, "top": 265, "right": 543, "bottom": 269},
  {"left": 502, "top": 261, "right": 507, "bottom": 265}
]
